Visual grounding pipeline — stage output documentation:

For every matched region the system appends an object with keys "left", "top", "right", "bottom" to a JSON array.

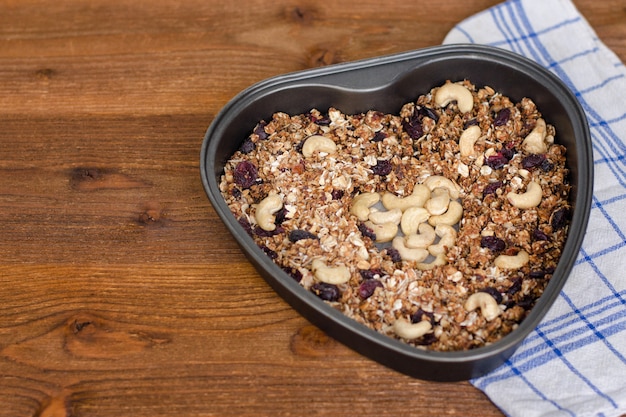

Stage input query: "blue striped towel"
[{"left": 444, "top": 0, "right": 626, "bottom": 416}]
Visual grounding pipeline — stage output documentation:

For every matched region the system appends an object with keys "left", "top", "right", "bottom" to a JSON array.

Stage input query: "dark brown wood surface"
[{"left": 1, "top": 1, "right": 624, "bottom": 416}]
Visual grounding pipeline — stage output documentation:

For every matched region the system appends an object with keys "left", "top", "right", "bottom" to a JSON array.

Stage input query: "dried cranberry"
[
  {"left": 239, "top": 138, "right": 255, "bottom": 154},
  {"left": 483, "top": 181, "right": 503, "bottom": 196},
  {"left": 253, "top": 121, "right": 268, "bottom": 140},
  {"left": 402, "top": 112, "right": 423, "bottom": 139},
  {"left": 532, "top": 229, "right": 550, "bottom": 241},
  {"left": 274, "top": 207, "right": 288, "bottom": 225},
  {"left": 359, "top": 269, "right": 384, "bottom": 280},
  {"left": 311, "top": 282, "right": 341, "bottom": 301},
  {"left": 551, "top": 207, "right": 569, "bottom": 230},
  {"left": 480, "top": 287, "right": 503, "bottom": 304},
  {"left": 358, "top": 222, "right": 376, "bottom": 240},
  {"left": 372, "top": 131, "right": 387, "bottom": 142},
  {"left": 386, "top": 248, "right": 402, "bottom": 263},
  {"left": 288, "top": 229, "right": 319, "bottom": 242},
  {"left": 485, "top": 153, "right": 509, "bottom": 170},
  {"left": 521, "top": 154, "right": 546, "bottom": 169},
  {"left": 233, "top": 161, "right": 258, "bottom": 189},
  {"left": 358, "top": 279, "right": 383, "bottom": 299},
  {"left": 372, "top": 159, "right": 392, "bottom": 176},
  {"left": 311, "top": 114, "right": 331, "bottom": 126},
  {"left": 331, "top": 189, "right": 344, "bottom": 200},
  {"left": 480, "top": 235, "right": 506, "bottom": 252},
  {"left": 493, "top": 108, "right": 511, "bottom": 127}
]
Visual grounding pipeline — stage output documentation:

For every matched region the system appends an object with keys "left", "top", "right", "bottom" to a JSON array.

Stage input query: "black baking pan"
[{"left": 200, "top": 44, "right": 593, "bottom": 381}]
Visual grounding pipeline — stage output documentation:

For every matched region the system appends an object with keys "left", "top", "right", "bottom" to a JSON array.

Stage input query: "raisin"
[
  {"left": 411, "top": 308, "right": 435, "bottom": 324},
  {"left": 358, "top": 279, "right": 383, "bottom": 299},
  {"left": 274, "top": 207, "right": 288, "bottom": 225},
  {"left": 253, "top": 225, "right": 283, "bottom": 237},
  {"left": 331, "top": 189, "right": 344, "bottom": 200},
  {"left": 282, "top": 266, "right": 303, "bottom": 282},
  {"left": 532, "top": 229, "right": 550, "bottom": 241},
  {"left": 372, "top": 159, "right": 392, "bottom": 176},
  {"left": 480, "top": 287, "right": 503, "bottom": 304},
  {"left": 233, "top": 161, "right": 258, "bottom": 189},
  {"left": 386, "top": 248, "right": 402, "bottom": 264},
  {"left": 493, "top": 108, "right": 511, "bottom": 126},
  {"left": 415, "top": 333, "right": 438, "bottom": 346},
  {"left": 259, "top": 245, "right": 277, "bottom": 260},
  {"left": 541, "top": 159, "right": 554, "bottom": 172},
  {"left": 402, "top": 112, "right": 423, "bottom": 139},
  {"left": 359, "top": 269, "right": 384, "bottom": 280},
  {"left": 358, "top": 222, "right": 376, "bottom": 241},
  {"left": 506, "top": 278, "right": 522, "bottom": 295},
  {"left": 480, "top": 235, "right": 506, "bottom": 252},
  {"left": 238, "top": 216, "right": 253, "bottom": 236},
  {"left": 483, "top": 181, "right": 503, "bottom": 196},
  {"left": 239, "top": 138, "right": 255, "bottom": 154},
  {"left": 253, "top": 121, "right": 268, "bottom": 140},
  {"left": 311, "top": 282, "right": 340, "bottom": 301},
  {"left": 551, "top": 207, "right": 569, "bottom": 230},
  {"left": 417, "top": 105, "right": 439, "bottom": 122},
  {"left": 521, "top": 154, "right": 546, "bottom": 169},
  {"left": 372, "top": 131, "right": 387, "bottom": 142},
  {"left": 288, "top": 229, "right": 319, "bottom": 242},
  {"left": 464, "top": 118, "right": 479, "bottom": 128}
]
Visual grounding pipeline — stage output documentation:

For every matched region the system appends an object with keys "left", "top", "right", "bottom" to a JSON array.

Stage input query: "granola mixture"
[{"left": 219, "top": 80, "right": 570, "bottom": 351}]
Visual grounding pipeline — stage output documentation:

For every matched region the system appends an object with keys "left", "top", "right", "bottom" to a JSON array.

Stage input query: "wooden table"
[{"left": 1, "top": 1, "right": 624, "bottom": 416}]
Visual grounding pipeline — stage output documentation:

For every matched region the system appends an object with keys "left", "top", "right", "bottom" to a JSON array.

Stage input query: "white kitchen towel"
[{"left": 444, "top": 1, "right": 626, "bottom": 416}]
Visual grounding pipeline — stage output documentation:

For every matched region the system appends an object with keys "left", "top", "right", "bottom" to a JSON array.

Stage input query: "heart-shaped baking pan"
[{"left": 200, "top": 44, "right": 593, "bottom": 381}]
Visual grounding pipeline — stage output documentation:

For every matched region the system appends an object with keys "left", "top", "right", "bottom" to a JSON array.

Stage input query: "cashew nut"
[
  {"left": 428, "top": 200, "right": 463, "bottom": 226},
  {"left": 368, "top": 207, "right": 402, "bottom": 225},
  {"left": 507, "top": 181, "right": 542, "bottom": 209},
  {"left": 405, "top": 223, "right": 436, "bottom": 249},
  {"left": 350, "top": 192, "right": 380, "bottom": 221},
  {"left": 423, "top": 175, "right": 460, "bottom": 200},
  {"left": 425, "top": 187, "right": 451, "bottom": 216},
  {"left": 392, "top": 317, "right": 432, "bottom": 340},
  {"left": 255, "top": 194, "right": 283, "bottom": 231},
  {"left": 416, "top": 254, "right": 447, "bottom": 270},
  {"left": 400, "top": 206, "right": 430, "bottom": 236},
  {"left": 428, "top": 224, "right": 457, "bottom": 256},
  {"left": 434, "top": 82, "right": 474, "bottom": 113},
  {"left": 494, "top": 250, "right": 529, "bottom": 269},
  {"left": 521, "top": 118, "right": 548, "bottom": 154},
  {"left": 365, "top": 221, "right": 398, "bottom": 243},
  {"left": 465, "top": 292, "right": 501, "bottom": 321},
  {"left": 302, "top": 134, "right": 338, "bottom": 158},
  {"left": 381, "top": 184, "right": 430, "bottom": 211},
  {"left": 459, "top": 125, "right": 482, "bottom": 157},
  {"left": 392, "top": 236, "right": 429, "bottom": 262},
  {"left": 311, "top": 259, "right": 351, "bottom": 285}
]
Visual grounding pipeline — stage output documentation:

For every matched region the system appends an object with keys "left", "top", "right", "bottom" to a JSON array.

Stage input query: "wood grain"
[{"left": 0, "top": 1, "right": 624, "bottom": 416}]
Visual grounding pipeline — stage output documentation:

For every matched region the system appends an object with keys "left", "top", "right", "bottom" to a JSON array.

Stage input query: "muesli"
[{"left": 219, "top": 80, "right": 570, "bottom": 351}]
